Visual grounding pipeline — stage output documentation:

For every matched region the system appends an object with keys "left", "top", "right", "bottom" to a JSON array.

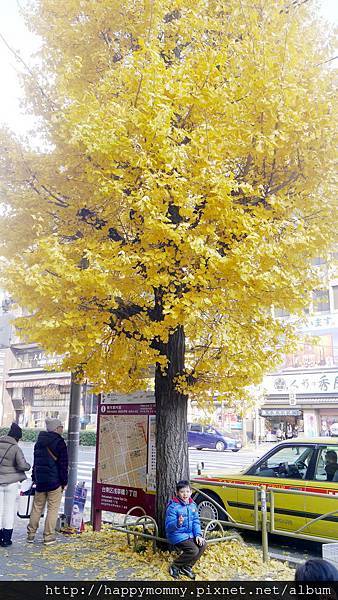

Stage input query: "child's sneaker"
[
  {"left": 169, "top": 564, "right": 181, "bottom": 579},
  {"left": 180, "top": 566, "right": 196, "bottom": 580}
]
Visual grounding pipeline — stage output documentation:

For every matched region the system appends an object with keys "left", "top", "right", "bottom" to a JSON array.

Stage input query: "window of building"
[
  {"left": 312, "top": 289, "right": 330, "bottom": 313},
  {"left": 311, "top": 257, "right": 327, "bottom": 266},
  {"left": 332, "top": 285, "right": 338, "bottom": 311},
  {"left": 12, "top": 387, "right": 22, "bottom": 400},
  {"left": 274, "top": 308, "right": 290, "bottom": 318}
]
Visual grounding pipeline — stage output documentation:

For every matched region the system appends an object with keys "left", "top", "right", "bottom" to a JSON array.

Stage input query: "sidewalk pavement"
[
  {"left": 0, "top": 517, "right": 135, "bottom": 581},
  {"left": 0, "top": 514, "right": 299, "bottom": 581}
]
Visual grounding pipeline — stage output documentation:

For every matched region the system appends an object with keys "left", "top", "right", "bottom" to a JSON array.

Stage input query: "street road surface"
[
  {"left": 19, "top": 442, "right": 271, "bottom": 525},
  {"left": 21, "top": 442, "right": 269, "bottom": 511}
]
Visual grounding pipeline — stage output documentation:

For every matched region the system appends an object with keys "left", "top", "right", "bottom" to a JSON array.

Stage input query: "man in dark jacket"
[{"left": 27, "top": 418, "right": 68, "bottom": 545}]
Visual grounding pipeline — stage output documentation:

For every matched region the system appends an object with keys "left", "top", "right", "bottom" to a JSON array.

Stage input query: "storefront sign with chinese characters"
[
  {"left": 265, "top": 371, "right": 338, "bottom": 395},
  {"left": 16, "top": 350, "right": 60, "bottom": 369},
  {"left": 260, "top": 409, "right": 302, "bottom": 417}
]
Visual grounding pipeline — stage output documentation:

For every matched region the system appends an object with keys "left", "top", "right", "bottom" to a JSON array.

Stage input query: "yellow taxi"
[{"left": 191, "top": 438, "right": 338, "bottom": 542}]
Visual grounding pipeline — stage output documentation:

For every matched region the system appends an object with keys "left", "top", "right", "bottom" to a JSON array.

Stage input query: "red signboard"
[
  {"left": 93, "top": 396, "right": 156, "bottom": 526},
  {"left": 95, "top": 483, "right": 155, "bottom": 515}
]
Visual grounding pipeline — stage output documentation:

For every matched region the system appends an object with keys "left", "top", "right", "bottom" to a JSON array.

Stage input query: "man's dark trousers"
[{"left": 173, "top": 539, "right": 206, "bottom": 567}]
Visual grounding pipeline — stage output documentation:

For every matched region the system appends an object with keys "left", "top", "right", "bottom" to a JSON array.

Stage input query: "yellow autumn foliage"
[{"left": 0, "top": 0, "right": 336, "bottom": 404}]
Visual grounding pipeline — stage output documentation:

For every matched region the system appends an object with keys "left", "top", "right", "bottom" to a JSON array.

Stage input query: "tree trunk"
[{"left": 155, "top": 325, "right": 189, "bottom": 539}]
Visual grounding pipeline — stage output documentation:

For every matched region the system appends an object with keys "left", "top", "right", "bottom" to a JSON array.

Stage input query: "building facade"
[
  {"left": 260, "top": 276, "right": 338, "bottom": 438},
  {"left": 2, "top": 343, "right": 98, "bottom": 429},
  {"left": 0, "top": 297, "right": 99, "bottom": 428},
  {"left": 3, "top": 343, "right": 72, "bottom": 428}
]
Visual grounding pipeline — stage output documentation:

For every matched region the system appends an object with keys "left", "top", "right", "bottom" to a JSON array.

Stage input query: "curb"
[{"left": 270, "top": 552, "right": 302, "bottom": 567}]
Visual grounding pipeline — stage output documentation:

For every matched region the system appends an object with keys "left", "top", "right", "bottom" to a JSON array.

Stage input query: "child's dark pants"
[{"left": 173, "top": 539, "right": 206, "bottom": 567}]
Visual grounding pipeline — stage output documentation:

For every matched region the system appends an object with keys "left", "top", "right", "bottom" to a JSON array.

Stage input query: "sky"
[
  {"left": 0, "top": 0, "right": 337, "bottom": 136},
  {"left": 0, "top": 0, "right": 41, "bottom": 135}
]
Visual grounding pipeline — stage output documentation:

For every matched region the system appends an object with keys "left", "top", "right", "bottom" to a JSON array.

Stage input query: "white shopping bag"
[{"left": 17, "top": 479, "right": 36, "bottom": 519}]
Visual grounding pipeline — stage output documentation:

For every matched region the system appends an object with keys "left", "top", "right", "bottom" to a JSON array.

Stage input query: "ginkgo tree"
[{"left": 0, "top": 0, "right": 336, "bottom": 531}]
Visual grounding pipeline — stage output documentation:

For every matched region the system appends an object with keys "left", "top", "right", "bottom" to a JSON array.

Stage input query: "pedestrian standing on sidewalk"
[
  {"left": 0, "top": 422, "right": 30, "bottom": 547},
  {"left": 276, "top": 427, "right": 283, "bottom": 442},
  {"left": 165, "top": 480, "right": 206, "bottom": 579},
  {"left": 27, "top": 418, "right": 68, "bottom": 545}
]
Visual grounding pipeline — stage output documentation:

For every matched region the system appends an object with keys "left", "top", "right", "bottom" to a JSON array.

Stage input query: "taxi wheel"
[{"left": 194, "top": 491, "right": 228, "bottom": 530}]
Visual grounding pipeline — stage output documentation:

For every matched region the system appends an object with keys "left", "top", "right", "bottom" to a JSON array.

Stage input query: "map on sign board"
[{"left": 98, "top": 414, "right": 149, "bottom": 488}]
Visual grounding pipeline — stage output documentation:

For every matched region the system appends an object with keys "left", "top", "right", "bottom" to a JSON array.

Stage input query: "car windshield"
[{"left": 249, "top": 445, "right": 314, "bottom": 479}]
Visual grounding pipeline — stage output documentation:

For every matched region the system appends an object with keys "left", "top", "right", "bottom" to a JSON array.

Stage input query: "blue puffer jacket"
[
  {"left": 165, "top": 497, "right": 202, "bottom": 545},
  {"left": 32, "top": 431, "right": 68, "bottom": 492}
]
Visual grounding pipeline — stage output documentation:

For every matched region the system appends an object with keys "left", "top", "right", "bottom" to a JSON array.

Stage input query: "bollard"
[{"left": 260, "top": 486, "right": 269, "bottom": 562}]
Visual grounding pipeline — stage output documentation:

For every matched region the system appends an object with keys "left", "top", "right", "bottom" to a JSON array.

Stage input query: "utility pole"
[
  {"left": 255, "top": 406, "right": 260, "bottom": 449},
  {"left": 64, "top": 374, "right": 82, "bottom": 522},
  {"left": 241, "top": 415, "right": 247, "bottom": 447}
]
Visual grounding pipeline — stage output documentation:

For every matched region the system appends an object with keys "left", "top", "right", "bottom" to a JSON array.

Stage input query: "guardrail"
[
  {"left": 192, "top": 478, "right": 338, "bottom": 553},
  {"left": 191, "top": 479, "right": 263, "bottom": 531},
  {"left": 107, "top": 506, "right": 242, "bottom": 554},
  {"left": 191, "top": 481, "right": 268, "bottom": 560},
  {"left": 269, "top": 487, "right": 338, "bottom": 543}
]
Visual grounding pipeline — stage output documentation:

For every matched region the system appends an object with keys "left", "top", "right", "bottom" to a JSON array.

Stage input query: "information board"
[{"left": 94, "top": 393, "right": 156, "bottom": 517}]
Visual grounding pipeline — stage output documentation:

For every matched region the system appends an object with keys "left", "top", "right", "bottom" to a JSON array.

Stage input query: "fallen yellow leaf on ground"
[{"left": 39, "top": 526, "right": 294, "bottom": 581}]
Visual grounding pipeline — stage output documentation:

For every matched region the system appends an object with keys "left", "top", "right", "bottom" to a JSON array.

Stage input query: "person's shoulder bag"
[{"left": 47, "top": 446, "right": 58, "bottom": 461}]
